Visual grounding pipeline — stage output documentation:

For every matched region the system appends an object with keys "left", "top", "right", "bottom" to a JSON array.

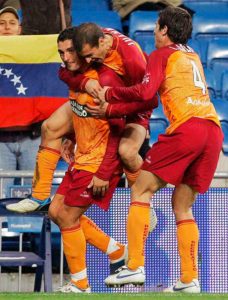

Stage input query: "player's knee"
[
  {"left": 41, "top": 119, "right": 52, "bottom": 138},
  {"left": 172, "top": 202, "right": 191, "bottom": 220},
  {"left": 48, "top": 205, "right": 59, "bottom": 224},
  {"left": 119, "top": 143, "right": 138, "bottom": 165}
]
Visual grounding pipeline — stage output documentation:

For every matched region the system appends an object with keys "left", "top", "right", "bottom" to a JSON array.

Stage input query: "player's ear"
[
  {"left": 99, "top": 37, "right": 105, "bottom": 47},
  {"left": 161, "top": 25, "right": 168, "bottom": 36}
]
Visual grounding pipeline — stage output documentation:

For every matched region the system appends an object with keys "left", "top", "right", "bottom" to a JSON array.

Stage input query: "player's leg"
[
  {"left": 163, "top": 184, "right": 200, "bottom": 293},
  {"left": 119, "top": 123, "right": 157, "bottom": 232},
  {"left": 48, "top": 194, "right": 127, "bottom": 275},
  {"left": 119, "top": 123, "right": 146, "bottom": 186},
  {"left": 105, "top": 170, "right": 165, "bottom": 287},
  {"left": 164, "top": 120, "right": 223, "bottom": 294},
  {"left": 50, "top": 196, "right": 91, "bottom": 293},
  {"left": 6, "top": 102, "right": 73, "bottom": 212}
]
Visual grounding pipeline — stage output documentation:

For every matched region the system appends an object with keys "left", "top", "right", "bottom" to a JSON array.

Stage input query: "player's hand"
[
  {"left": 87, "top": 175, "right": 109, "bottom": 197},
  {"left": 85, "top": 79, "right": 102, "bottom": 98},
  {"left": 86, "top": 100, "right": 108, "bottom": 118},
  {"left": 97, "top": 86, "right": 109, "bottom": 102},
  {"left": 61, "top": 139, "right": 75, "bottom": 163}
]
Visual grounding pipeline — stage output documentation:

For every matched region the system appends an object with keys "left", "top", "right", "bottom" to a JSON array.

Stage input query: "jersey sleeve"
[
  {"left": 106, "top": 50, "right": 168, "bottom": 103},
  {"left": 59, "top": 66, "right": 89, "bottom": 91},
  {"left": 118, "top": 41, "right": 147, "bottom": 85},
  {"left": 95, "top": 117, "right": 125, "bottom": 180},
  {"left": 106, "top": 96, "right": 158, "bottom": 118}
]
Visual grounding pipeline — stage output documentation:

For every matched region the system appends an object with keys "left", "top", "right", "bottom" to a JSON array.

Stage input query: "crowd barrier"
[{"left": 0, "top": 171, "right": 227, "bottom": 293}]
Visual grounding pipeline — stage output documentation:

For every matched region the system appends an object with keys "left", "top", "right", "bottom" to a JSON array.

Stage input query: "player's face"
[
  {"left": 154, "top": 20, "right": 168, "bottom": 49},
  {"left": 79, "top": 38, "right": 107, "bottom": 64},
  {"left": 58, "top": 39, "right": 81, "bottom": 71},
  {"left": 0, "top": 12, "right": 21, "bottom": 35}
]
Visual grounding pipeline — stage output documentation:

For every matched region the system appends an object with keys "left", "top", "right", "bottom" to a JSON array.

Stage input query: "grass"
[{"left": 0, "top": 293, "right": 227, "bottom": 300}]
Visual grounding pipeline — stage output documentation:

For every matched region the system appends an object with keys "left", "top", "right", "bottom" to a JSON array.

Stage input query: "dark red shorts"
[
  {"left": 142, "top": 117, "right": 223, "bottom": 193},
  {"left": 56, "top": 167, "right": 121, "bottom": 210},
  {"left": 126, "top": 111, "right": 150, "bottom": 129}
]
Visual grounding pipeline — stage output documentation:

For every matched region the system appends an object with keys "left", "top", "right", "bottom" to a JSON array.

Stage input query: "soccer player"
[
  {"left": 6, "top": 24, "right": 158, "bottom": 234},
  {"left": 60, "top": 22, "right": 158, "bottom": 186},
  {"left": 101, "top": 7, "right": 223, "bottom": 293},
  {"left": 48, "top": 31, "right": 130, "bottom": 293}
]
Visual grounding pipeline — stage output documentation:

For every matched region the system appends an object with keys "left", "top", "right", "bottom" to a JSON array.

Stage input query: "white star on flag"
[
  {"left": 11, "top": 75, "right": 21, "bottom": 86},
  {"left": 4, "top": 68, "right": 13, "bottom": 78},
  {"left": 16, "top": 84, "right": 28, "bottom": 95},
  {"left": 0, "top": 67, "right": 4, "bottom": 74}
]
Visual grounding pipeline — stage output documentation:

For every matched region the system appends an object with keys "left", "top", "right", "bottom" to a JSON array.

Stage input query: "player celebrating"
[{"left": 100, "top": 7, "right": 223, "bottom": 293}]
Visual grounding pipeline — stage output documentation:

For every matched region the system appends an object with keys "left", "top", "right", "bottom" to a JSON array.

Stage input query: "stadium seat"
[
  {"left": 204, "top": 68, "right": 217, "bottom": 100},
  {"left": 207, "top": 38, "right": 228, "bottom": 95},
  {"left": 72, "top": 10, "right": 123, "bottom": 32},
  {"left": 149, "top": 119, "right": 167, "bottom": 146},
  {"left": 52, "top": 159, "right": 68, "bottom": 185},
  {"left": 72, "top": 0, "right": 109, "bottom": 11},
  {"left": 0, "top": 200, "right": 52, "bottom": 292},
  {"left": 221, "top": 71, "right": 228, "bottom": 101},
  {"left": 188, "top": 39, "right": 201, "bottom": 58},
  {"left": 191, "top": 7, "right": 228, "bottom": 66},
  {"left": 128, "top": 11, "right": 158, "bottom": 53},
  {"left": 149, "top": 103, "right": 169, "bottom": 146},
  {"left": 221, "top": 122, "right": 228, "bottom": 155},
  {"left": 212, "top": 99, "right": 228, "bottom": 155}
]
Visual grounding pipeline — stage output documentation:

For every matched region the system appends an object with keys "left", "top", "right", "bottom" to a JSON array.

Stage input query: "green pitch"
[{"left": 0, "top": 293, "right": 227, "bottom": 300}]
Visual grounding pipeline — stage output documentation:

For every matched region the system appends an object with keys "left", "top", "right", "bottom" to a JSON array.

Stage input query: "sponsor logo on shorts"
[
  {"left": 80, "top": 191, "right": 90, "bottom": 198},
  {"left": 70, "top": 99, "right": 91, "bottom": 118}
]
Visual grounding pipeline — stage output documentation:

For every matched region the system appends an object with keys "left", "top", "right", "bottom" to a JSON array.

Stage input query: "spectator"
[
  {"left": 19, "top": 0, "right": 72, "bottom": 34},
  {"left": 112, "top": 0, "right": 194, "bottom": 21},
  {"left": 0, "top": 0, "right": 20, "bottom": 9},
  {"left": 0, "top": 6, "right": 40, "bottom": 197},
  {"left": 0, "top": 6, "right": 21, "bottom": 35}
]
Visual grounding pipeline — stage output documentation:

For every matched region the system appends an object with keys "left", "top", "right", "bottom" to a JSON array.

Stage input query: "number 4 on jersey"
[{"left": 190, "top": 60, "right": 206, "bottom": 95}]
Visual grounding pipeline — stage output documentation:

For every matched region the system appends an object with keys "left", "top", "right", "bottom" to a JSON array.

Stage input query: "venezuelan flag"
[{"left": 0, "top": 34, "right": 68, "bottom": 128}]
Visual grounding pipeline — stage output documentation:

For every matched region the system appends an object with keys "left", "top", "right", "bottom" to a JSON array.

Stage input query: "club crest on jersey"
[
  {"left": 70, "top": 99, "right": 91, "bottom": 118},
  {"left": 142, "top": 73, "right": 150, "bottom": 84}
]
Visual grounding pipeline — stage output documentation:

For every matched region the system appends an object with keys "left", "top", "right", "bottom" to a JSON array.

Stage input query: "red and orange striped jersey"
[
  {"left": 69, "top": 69, "right": 110, "bottom": 173},
  {"left": 108, "top": 44, "right": 220, "bottom": 133}
]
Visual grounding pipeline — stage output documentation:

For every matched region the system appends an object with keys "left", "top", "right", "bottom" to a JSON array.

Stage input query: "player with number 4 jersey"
[{"left": 102, "top": 7, "right": 223, "bottom": 293}]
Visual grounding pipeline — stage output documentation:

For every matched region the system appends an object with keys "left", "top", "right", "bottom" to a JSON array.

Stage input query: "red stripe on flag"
[{"left": 0, "top": 96, "right": 68, "bottom": 128}]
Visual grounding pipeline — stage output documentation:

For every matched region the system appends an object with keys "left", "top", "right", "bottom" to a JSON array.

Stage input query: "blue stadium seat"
[
  {"left": 149, "top": 119, "right": 167, "bottom": 146},
  {"left": 212, "top": 98, "right": 228, "bottom": 123},
  {"left": 212, "top": 99, "right": 228, "bottom": 155},
  {"left": 151, "top": 102, "right": 169, "bottom": 125},
  {"left": 221, "top": 122, "right": 228, "bottom": 155},
  {"left": 184, "top": 1, "right": 228, "bottom": 15},
  {"left": 221, "top": 71, "right": 228, "bottom": 101},
  {"left": 191, "top": 7, "right": 228, "bottom": 66},
  {"left": 128, "top": 11, "right": 158, "bottom": 53},
  {"left": 52, "top": 159, "right": 68, "bottom": 185},
  {"left": 149, "top": 102, "right": 169, "bottom": 146},
  {"left": 72, "top": 10, "right": 123, "bottom": 32},
  {"left": 72, "top": 0, "right": 109, "bottom": 11},
  {"left": 207, "top": 38, "right": 228, "bottom": 95},
  {"left": 204, "top": 68, "right": 217, "bottom": 100},
  {"left": 188, "top": 39, "right": 201, "bottom": 58}
]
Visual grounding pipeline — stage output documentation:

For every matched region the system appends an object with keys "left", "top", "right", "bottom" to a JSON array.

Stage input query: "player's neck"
[{"left": 104, "top": 33, "right": 113, "bottom": 52}]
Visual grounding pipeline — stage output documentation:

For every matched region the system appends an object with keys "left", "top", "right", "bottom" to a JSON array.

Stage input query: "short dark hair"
[
  {"left": 73, "top": 22, "right": 104, "bottom": 53},
  {"left": 57, "top": 26, "right": 76, "bottom": 43},
  {"left": 158, "top": 6, "right": 192, "bottom": 44}
]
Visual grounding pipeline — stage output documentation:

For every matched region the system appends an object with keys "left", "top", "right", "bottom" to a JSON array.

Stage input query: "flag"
[{"left": 0, "top": 34, "right": 68, "bottom": 128}]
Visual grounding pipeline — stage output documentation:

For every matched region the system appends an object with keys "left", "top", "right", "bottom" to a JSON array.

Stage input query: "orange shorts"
[{"left": 57, "top": 166, "right": 121, "bottom": 210}]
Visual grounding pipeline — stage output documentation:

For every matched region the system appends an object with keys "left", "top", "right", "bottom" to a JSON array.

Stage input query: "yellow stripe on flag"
[{"left": 0, "top": 34, "right": 61, "bottom": 64}]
